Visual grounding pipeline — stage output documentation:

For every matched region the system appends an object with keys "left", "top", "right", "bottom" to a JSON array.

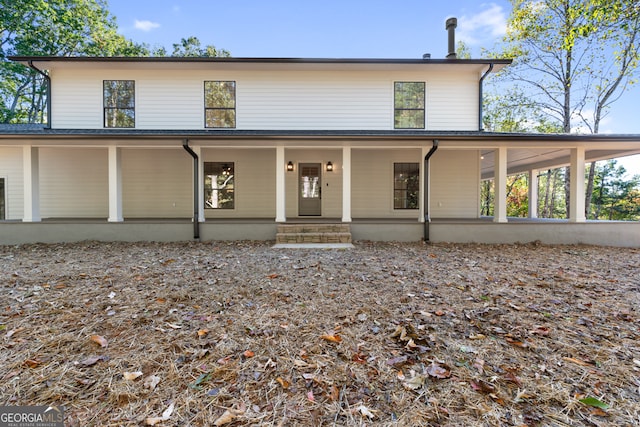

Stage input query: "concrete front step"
[
  {"left": 276, "top": 224, "right": 351, "bottom": 234},
  {"left": 275, "top": 223, "right": 352, "bottom": 244}
]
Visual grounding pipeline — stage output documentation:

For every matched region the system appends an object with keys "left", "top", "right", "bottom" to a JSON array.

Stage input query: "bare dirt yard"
[{"left": 1, "top": 241, "right": 639, "bottom": 426}]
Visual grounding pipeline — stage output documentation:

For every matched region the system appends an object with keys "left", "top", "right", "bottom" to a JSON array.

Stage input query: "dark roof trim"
[
  {"left": 0, "top": 127, "right": 639, "bottom": 142},
  {"left": 8, "top": 55, "right": 513, "bottom": 66}
]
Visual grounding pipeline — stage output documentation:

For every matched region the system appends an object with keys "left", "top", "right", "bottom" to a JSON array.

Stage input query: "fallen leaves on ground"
[
  {"left": 320, "top": 333, "right": 342, "bottom": 343},
  {"left": 0, "top": 240, "right": 638, "bottom": 426},
  {"left": 89, "top": 335, "right": 108, "bottom": 348},
  {"left": 145, "top": 402, "right": 174, "bottom": 425}
]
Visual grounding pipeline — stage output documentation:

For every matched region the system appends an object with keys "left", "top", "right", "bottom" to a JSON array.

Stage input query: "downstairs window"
[
  {"left": 204, "top": 162, "right": 234, "bottom": 209},
  {"left": 394, "top": 163, "right": 419, "bottom": 209}
]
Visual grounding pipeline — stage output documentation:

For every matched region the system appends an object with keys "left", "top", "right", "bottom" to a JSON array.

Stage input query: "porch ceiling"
[
  {"left": 1, "top": 127, "right": 639, "bottom": 175},
  {"left": 480, "top": 147, "right": 640, "bottom": 179}
]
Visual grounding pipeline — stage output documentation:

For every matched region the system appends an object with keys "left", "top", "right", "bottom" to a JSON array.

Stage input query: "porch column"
[
  {"left": 342, "top": 147, "right": 352, "bottom": 222},
  {"left": 528, "top": 169, "right": 538, "bottom": 219},
  {"left": 107, "top": 146, "right": 123, "bottom": 222},
  {"left": 569, "top": 147, "right": 586, "bottom": 222},
  {"left": 22, "top": 146, "right": 41, "bottom": 222},
  {"left": 419, "top": 146, "right": 428, "bottom": 223},
  {"left": 193, "top": 145, "right": 205, "bottom": 222},
  {"left": 276, "top": 146, "right": 286, "bottom": 222},
  {"left": 493, "top": 147, "right": 508, "bottom": 223}
]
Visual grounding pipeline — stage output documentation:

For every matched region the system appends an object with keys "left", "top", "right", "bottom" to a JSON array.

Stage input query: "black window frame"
[
  {"left": 103, "top": 80, "right": 135, "bottom": 128},
  {"left": 204, "top": 162, "right": 235, "bottom": 209},
  {"left": 394, "top": 81, "right": 425, "bottom": 129},
  {"left": 204, "top": 81, "right": 236, "bottom": 128},
  {"left": 393, "top": 162, "right": 420, "bottom": 209}
]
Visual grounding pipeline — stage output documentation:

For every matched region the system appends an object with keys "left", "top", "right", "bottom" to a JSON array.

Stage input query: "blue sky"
[
  {"left": 109, "top": 0, "right": 511, "bottom": 59},
  {"left": 106, "top": 0, "right": 640, "bottom": 174}
]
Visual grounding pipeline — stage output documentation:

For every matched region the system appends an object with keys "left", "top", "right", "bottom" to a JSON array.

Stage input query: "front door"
[{"left": 298, "top": 163, "right": 321, "bottom": 216}]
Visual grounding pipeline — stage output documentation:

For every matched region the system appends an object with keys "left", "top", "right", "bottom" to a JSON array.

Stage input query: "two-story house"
[{"left": 1, "top": 28, "right": 639, "bottom": 246}]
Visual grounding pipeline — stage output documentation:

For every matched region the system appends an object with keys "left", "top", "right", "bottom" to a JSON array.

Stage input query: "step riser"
[
  {"left": 275, "top": 223, "right": 352, "bottom": 244},
  {"left": 276, "top": 233, "right": 351, "bottom": 244},
  {"left": 277, "top": 225, "right": 351, "bottom": 233}
]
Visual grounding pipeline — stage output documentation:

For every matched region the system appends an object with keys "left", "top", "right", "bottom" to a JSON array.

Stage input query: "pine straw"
[{"left": 0, "top": 240, "right": 639, "bottom": 426}]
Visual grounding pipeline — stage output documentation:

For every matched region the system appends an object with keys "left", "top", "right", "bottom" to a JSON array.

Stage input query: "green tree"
[
  {"left": 1, "top": 2, "right": 231, "bottom": 123},
  {"left": 480, "top": 179, "right": 494, "bottom": 216},
  {"left": 589, "top": 160, "right": 640, "bottom": 220},
  {"left": 171, "top": 36, "right": 230, "bottom": 57},
  {"left": 0, "top": 0, "right": 149, "bottom": 123},
  {"left": 492, "top": 0, "right": 640, "bottom": 217},
  {"left": 538, "top": 167, "right": 567, "bottom": 218},
  {"left": 506, "top": 173, "right": 529, "bottom": 217}
]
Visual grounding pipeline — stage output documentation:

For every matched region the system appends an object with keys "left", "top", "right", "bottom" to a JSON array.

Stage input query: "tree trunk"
[
  {"left": 562, "top": 3, "right": 573, "bottom": 219},
  {"left": 550, "top": 170, "right": 559, "bottom": 218}
]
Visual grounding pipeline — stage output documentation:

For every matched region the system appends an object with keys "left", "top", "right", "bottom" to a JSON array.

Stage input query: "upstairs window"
[
  {"left": 103, "top": 80, "right": 135, "bottom": 128},
  {"left": 394, "top": 82, "right": 425, "bottom": 129},
  {"left": 205, "top": 81, "right": 236, "bottom": 128},
  {"left": 394, "top": 163, "right": 419, "bottom": 209},
  {"left": 204, "top": 162, "right": 235, "bottom": 209}
]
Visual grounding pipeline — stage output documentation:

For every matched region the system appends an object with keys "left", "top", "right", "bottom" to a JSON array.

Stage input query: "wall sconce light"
[
  {"left": 287, "top": 161, "right": 294, "bottom": 172},
  {"left": 326, "top": 161, "right": 333, "bottom": 172}
]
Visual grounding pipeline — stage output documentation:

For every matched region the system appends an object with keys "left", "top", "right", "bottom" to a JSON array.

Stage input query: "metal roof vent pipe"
[{"left": 446, "top": 17, "right": 457, "bottom": 59}]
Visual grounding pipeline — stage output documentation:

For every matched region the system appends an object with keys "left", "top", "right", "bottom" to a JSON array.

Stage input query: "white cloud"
[
  {"left": 134, "top": 19, "right": 161, "bottom": 32},
  {"left": 457, "top": 3, "right": 507, "bottom": 45}
]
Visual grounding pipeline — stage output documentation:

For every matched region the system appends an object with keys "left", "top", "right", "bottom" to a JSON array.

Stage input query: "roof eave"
[{"left": 8, "top": 55, "right": 512, "bottom": 65}]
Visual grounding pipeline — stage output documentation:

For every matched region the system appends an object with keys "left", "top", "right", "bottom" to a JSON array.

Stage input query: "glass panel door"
[{"left": 298, "top": 163, "right": 321, "bottom": 216}]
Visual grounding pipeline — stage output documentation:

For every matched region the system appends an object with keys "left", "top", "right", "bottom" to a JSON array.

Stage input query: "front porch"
[{"left": 1, "top": 217, "right": 638, "bottom": 247}]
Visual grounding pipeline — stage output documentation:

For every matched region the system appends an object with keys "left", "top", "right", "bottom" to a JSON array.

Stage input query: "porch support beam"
[
  {"left": 569, "top": 147, "right": 586, "bottom": 222},
  {"left": 107, "top": 146, "right": 123, "bottom": 222},
  {"left": 276, "top": 146, "right": 286, "bottom": 222},
  {"left": 528, "top": 169, "right": 538, "bottom": 219},
  {"left": 22, "top": 146, "right": 41, "bottom": 222},
  {"left": 493, "top": 147, "right": 508, "bottom": 223},
  {"left": 342, "top": 147, "right": 352, "bottom": 222}
]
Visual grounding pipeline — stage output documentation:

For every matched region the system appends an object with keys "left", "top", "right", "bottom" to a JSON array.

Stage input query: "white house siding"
[
  {"left": 285, "top": 149, "right": 343, "bottom": 218},
  {"left": 239, "top": 72, "right": 391, "bottom": 130},
  {"left": 50, "top": 68, "right": 479, "bottom": 131},
  {"left": 202, "top": 148, "right": 276, "bottom": 218},
  {"left": 122, "top": 148, "right": 192, "bottom": 218},
  {"left": 351, "top": 148, "right": 422, "bottom": 219},
  {"left": 430, "top": 150, "right": 480, "bottom": 218},
  {"left": 137, "top": 79, "right": 203, "bottom": 129},
  {"left": 39, "top": 148, "right": 108, "bottom": 218},
  {"left": 50, "top": 69, "right": 103, "bottom": 129},
  {"left": 0, "top": 147, "right": 24, "bottom": 220},
  {"left": 426, "top": 71, "right": 478, "bottom": 131}
]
